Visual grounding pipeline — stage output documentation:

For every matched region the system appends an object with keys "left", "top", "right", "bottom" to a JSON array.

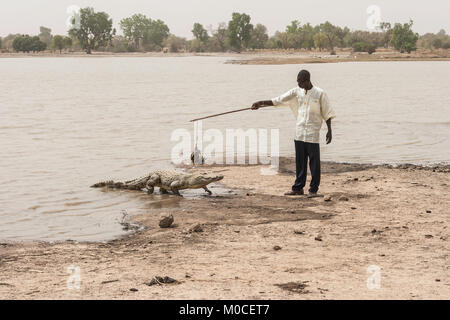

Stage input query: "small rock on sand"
[
  {"left": 188, "top": 223, "right": 203, "bottom": 233},
  {"left": 147, "top": 276, "right": 177, "bottom": 286},
  {"left": 339, "top": 196, "right": 349, "bottom": 201},
  {"left": 273, "top": 245, "right": 282, "bottom": 251},
  {"left": 324, "top": 195, "right": 332, "bottom": 201},
  {"left": 159, "top": 213, "right": 174, "bottom": 228}
]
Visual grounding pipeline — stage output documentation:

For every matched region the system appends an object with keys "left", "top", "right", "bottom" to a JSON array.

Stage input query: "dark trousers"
[{"left": 292, "top": 140, "right": 321, "bottom": 193}]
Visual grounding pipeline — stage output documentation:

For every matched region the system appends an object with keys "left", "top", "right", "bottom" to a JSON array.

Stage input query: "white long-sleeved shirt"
[{"left": 271, "top": 86, "right": 335, "bottom": 143}]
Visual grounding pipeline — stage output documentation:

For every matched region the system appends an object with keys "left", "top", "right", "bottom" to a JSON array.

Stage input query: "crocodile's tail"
[
  {"left": 91, "top": 173, "right": 153, "bottom": 190},
  {"left": 90, "top": 180, "right": 128, "bottom": 189}
]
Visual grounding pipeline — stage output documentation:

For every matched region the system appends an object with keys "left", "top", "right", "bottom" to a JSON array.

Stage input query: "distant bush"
[
  {"left": 352, "top": 42, "right": 376, "bottom": 54},
  {"left": 164, "top": 35, "right": 187, "bottom": 52},
  {"left": 188, "top": 38, "right": 206, "bottom": 52},
  {"left": 12, "top": 35, "right": 47, "bottom": 53},
  {"left": 418, "top": 29, "right": 450, "bottom": 50}
]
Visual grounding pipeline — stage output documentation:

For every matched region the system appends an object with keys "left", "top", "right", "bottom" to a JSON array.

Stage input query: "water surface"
[{"left": 0, "top": 57, "right": 449, "bottom": 241}]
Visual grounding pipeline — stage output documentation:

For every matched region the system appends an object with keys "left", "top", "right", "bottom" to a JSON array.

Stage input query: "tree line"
[{"left": 0, "top": 7, "right": 449, "bottom": 54}]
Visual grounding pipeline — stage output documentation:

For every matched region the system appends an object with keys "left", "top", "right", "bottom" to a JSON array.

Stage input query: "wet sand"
[{"left": 0, "top": 158, "right": 449, "bottom": 299}]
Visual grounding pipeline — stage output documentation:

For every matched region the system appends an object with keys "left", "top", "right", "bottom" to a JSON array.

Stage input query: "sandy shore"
[
  {"left": 0, "top": 158, "right": 449, "bottom": 299},
  {"left": 0, "top": 51, "right": 239, "bottom": 58},
  {"left": 225, "top": 48, "right": 450, "bottom": 64}
]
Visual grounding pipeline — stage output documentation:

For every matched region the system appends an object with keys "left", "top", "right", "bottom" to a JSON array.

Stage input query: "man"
[{"left": 251, "top": 69, "right": 335, "bottom": 197}]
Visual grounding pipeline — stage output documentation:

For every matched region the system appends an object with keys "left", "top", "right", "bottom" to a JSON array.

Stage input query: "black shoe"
[{"left": 284, "top": 189, "right": 304, "bottom": 196}]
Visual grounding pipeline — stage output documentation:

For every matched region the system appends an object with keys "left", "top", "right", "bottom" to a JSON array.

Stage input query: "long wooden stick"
[{"left": 190, "top": 105, "right": 269, "bottom": 122}]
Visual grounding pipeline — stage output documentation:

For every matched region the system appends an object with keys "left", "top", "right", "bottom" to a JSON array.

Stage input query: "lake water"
[{"left": 0, "top": 57, "right": 449, "bottom": 242}]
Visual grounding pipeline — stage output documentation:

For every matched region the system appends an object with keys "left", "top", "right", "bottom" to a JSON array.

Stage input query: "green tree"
[
  {"left": 319, "top": 21, "right": 342, "bottom": 53},
  {"left": 286, "top": 20, "right": 301, "bottom": 34},
  {"left": 227, "top": 12, "right": 253, "bottom": 52},
  {"left": 64, "top": 36, "right": 73, "bottom": 50},
  {"left": 285, "top": 20, "right": 303, "bottom": 49},
  {"left": 53, "top": 35, "right": 65, "bottom": 53},
  {"left": 339, "top": 27, "right": 350, "bottom": 47},
  {"left": 39, "top": 26, "right": 52, "bottom": 47},
  {"left": 53, "top": 35, "right": 72, "bottom": 53},
  {"left": 378, "top": 22, "right": 392, "bottom": 48},
  {"left": 209, "top": 22, "right": 228, "bottom": 51},
  {"left": 12, "top": 36, "right": 26, "bottom": 52},
  {"left": 13, "top": 35, "right": 46, "bottom": 53},
  {"left": 313, "top": 32, "right": 328, "bottom": 51},
  {"left": 120, "top": 14, "right": 152, "bottom": 49},
  {"left": 119, "top": 14, "right": 169, "bottom": 51},
  {"left": 31, "top": 36, "right": 46, "bottom": 52},
  {"left": 144, "top": 19, "right": 170, "bottom": 49},
  {"left": 390, "top": 20, "right": 419, "bottom": 53},
  {"left": 2, "top": 34, "right": 19, "bottom": 51},
  {"left": 250, "top": 24, "right": 268, "bottom": 49},
  {"left": 69, "top": 7, "right": 115, "bottom": 54},
  {"left": 268, "top": 31, "right": 289, "bottom": 49},
  {"left": 299, "top": 23, "right": 315, "bottom": 49},
  {"left": 192, "top": 23, "right": 209, "bottom": 42}
]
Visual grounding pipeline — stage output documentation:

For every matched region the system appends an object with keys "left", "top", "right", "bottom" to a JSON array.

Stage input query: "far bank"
[{"left": 1, "top": 48, "right": 450, "bottom": 64}]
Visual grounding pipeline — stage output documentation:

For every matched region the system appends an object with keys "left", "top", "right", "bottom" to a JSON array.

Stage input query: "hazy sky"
[{"left": 1, "top": 0, "right": 449, "bottom": 38}]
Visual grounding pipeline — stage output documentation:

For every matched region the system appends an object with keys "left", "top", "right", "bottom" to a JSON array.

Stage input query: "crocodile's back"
[{"left": 154, "top": 170, "right": 192, "bottom": 187}]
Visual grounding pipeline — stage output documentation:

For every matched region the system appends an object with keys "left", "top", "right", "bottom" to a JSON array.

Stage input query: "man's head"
[{"left": 297, "top": 69, "right": 312, "bottom": 90}]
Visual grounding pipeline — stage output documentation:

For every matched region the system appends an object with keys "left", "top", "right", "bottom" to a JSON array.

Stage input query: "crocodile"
[{"left": 91, "top": 170, "right": 224, "bottom": 196}]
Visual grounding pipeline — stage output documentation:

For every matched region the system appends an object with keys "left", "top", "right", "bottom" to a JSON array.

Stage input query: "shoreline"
[
  {"left": 1, "top": 49, "right": 450, "bottom": 65},
  {"left": 1, "top": 157, "right": 448, "bottom": 299},
  {"left": 0, "top": 158, "right": 449, "bottom": 246}
]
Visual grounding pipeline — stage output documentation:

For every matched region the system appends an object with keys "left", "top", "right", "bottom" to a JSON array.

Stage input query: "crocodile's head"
[{"left": 192, "top": 172, "right": 224, "bottom": 187}]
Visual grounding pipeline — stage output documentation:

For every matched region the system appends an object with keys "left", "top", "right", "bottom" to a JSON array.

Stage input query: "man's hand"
[
  {"left": 251, "top": 100, "right": 274, "bottom": 110},
  {"left": 325, "top": 118, "right": 332, "bottom": 144},
  {"left": 251, "top": 101, "right": 262, "bottom": 110},
  {"left": 326, "top": 129, "right": 332, "bottom": 144}
]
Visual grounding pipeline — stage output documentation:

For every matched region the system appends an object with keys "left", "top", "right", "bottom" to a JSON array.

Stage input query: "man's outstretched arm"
[
  {"left": 251, "top": 100, "right": 274, "bottom": 110},
  {"left": 253, "top": 88, "right": 297, "bottom": 110}
]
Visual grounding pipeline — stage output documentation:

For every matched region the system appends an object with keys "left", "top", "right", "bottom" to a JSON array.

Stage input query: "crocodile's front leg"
[
  {"left": 170, "top": 180, "right": 183, "bottom": 197},
  {"left": 203, "top": 186, "right": 212, "bottom": 195},
  {"left": 146, "top": 186, "right": 154, "bottom": 194},
  {"left": 145, "top": 174, "right": 160, "bottom": 195}
]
